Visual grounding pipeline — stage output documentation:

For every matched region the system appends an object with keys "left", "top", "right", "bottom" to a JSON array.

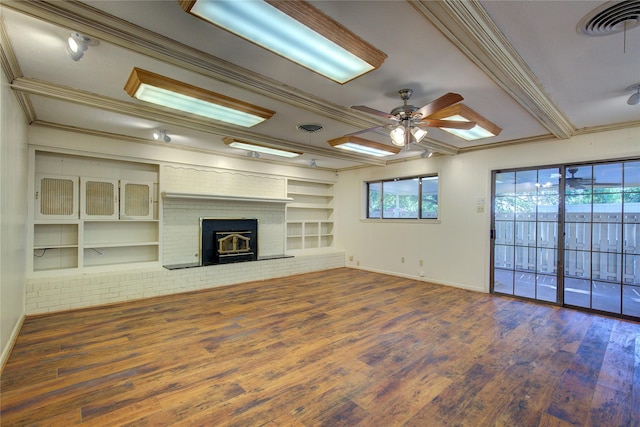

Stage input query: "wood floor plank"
[{"left": 2, "top": 268, "right": 640, "bottom": 426}]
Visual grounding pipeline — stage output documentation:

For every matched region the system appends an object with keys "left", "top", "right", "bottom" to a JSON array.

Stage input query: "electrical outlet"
[
  {"left": 419, "top": 259, "right": 424, "bottom": 266},
  {"left": 401, "top": 257, "right": 405, "bottom": 263},
  {"left": 357, "top": 260, "right": 360, "bottom": 266},
  {"left": 349, "top": 255, "right": 354, "bottom": 261},
  {"left": 419, "top": 271, "right": 425, "bottom": 277}
]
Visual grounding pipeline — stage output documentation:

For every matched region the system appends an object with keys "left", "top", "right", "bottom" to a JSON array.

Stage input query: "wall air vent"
[{"left": 578, "top": 0, "right": 640, "bottom": 36}]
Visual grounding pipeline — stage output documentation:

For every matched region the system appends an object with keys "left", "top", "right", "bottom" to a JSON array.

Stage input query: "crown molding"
[
  {"left": 574, "top": 119, "right": 640, "bottom": 136},
  {"left": 0, "top": 14, "right": 36, "bottom": 122},
  {"left": 411, "top": 0, "right": 575, "bottom": 140}
]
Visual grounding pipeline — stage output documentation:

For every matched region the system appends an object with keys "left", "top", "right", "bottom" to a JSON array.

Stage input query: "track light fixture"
[
  {"left": 67, "top": 32, "right": 98, "bottom": 61},
  {"left": 420, "top": 149, "right": 433, "bottom": 158},
  {"left": 627, "top": 84, "right": 640, "bottom": 106},
  {"left": 309, "top": 159, "right": 317, "bottom": 168},
  {"left": 152, "top": 129, "right": 171, "bottom": 142}
]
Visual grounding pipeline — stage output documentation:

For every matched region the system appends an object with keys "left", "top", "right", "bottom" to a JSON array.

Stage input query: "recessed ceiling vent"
[
  {"left": 578, "top": 0, "right": 640, "bottom": 36},
  {"left": 296, "top": 123, "right": 324, "bottom": 133}
]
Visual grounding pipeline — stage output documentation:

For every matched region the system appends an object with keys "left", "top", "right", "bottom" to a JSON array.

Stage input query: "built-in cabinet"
[
  {"left": 32, "top": 152, "right": 159, "bottom": 273},
  {"left": 286, "top": 179, "right": 334, "bottom": 251}
]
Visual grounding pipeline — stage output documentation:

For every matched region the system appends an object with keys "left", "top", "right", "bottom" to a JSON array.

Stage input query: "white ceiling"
[{"left": 1, "top": 0, "right": 638, "bottom": 170}]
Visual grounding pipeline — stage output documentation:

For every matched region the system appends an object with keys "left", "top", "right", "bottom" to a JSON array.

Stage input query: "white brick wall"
[
  {"left": 163, "top": 198, "right": 286, "bottom": 265},
  {"left": 163, "top": 165, "right": 286, "bottom": 198},
  {"left": 162, "top": 164, "right": 290, "bottom": 265},
  {"left": 25, "top": 251, "right": 345, "bottom": 315}
]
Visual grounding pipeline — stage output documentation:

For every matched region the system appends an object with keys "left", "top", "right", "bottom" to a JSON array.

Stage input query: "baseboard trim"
[
  {"left": 1, "top": 313, "right": 25, "bottom": 374},
  {"left": 348, "top": 265, "right": 486, "bottom": 293}
]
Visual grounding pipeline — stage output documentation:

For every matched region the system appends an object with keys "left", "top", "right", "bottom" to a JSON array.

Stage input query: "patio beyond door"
[{"left": 491, "top": 161, "right": 640, "bottom": 320}]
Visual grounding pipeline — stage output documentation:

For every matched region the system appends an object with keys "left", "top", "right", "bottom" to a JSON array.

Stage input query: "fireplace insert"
[{"left": 200, "top": 218, "right": 258, "bottom": 265}]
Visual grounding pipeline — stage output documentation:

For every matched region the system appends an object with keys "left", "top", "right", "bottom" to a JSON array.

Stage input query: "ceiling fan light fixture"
[
  {"left": 179, "top": 0, "right": 386, "bottom": 84},
  {"left": 124, "top": 68, "right": 275, "bottom": 127},
  {"left": 223, "top": 137, "right": 301, "bottom": 158},
  {"left": 428, "top": 104, "right": 501, "bottom": 141},
  {"left": 390, "top": 125, "right": 406, "bottom": 146},
  {"left": 410, "top": 127, "right": 428, "bottom": 143},
  {"left": 328, "top": 136, "right": 401, "bottom": 157}
]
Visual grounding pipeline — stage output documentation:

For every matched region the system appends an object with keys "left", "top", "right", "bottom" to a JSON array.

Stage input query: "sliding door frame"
[{"left": 490, "top": 157, "right": 640, "bottom": 321}]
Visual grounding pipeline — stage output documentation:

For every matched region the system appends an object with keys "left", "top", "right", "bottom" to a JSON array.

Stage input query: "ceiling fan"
[
  {"left": 350, "top": 89, "right": 476, "bottom": 148},
  {"left": 565, "top": 167, "right": 620, "bottom": 189},
  {"left": 565, "top": 168, "right": 591, "bottom": 188}
]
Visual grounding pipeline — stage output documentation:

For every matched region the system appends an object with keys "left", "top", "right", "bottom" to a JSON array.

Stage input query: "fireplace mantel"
[{"left": 162, "top": 192, "right": 293, "bottom": 204}]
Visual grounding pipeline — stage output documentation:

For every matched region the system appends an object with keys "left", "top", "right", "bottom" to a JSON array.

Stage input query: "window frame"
[{"left": 366, "top": 174, "right": 439, "bottom": 220}]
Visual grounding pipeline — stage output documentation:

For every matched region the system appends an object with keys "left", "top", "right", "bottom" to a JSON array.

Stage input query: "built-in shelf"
[
  {"left": 163, "top": 192, "right": 293, "bottom": 204},
  {"left": 286, "top": 179, "right": 334, "bottom": 252},
  {"left": 32, "top": 153, "right": 160, "bottom": 273}
]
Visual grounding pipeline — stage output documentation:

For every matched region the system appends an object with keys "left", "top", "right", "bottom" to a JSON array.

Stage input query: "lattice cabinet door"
[
  {"left": 35, "top": 175, "right": 79, "bottom": 219},
  {"left": 80, "top": 177, "right": 119, "bottom": 220},
  {"left": 120, "top": 181, "right": 154, "bottom": 220}
]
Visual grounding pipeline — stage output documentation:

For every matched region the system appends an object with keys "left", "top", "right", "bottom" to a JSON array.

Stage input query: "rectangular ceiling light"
[
  {"left": 178, "top": 0, "right": 387, "bottom": 84},
  {"left": 328, "top": 136, "right": 400, "bottom": 157},
  {"left": 124, "top": 68, "right": 275, "bottom": 127},
  {"left": 223, "top": 137, "right": 302, "bottom": 158},
  {"left": 429, "top": 104, "right": 502, "bottom": 141}
]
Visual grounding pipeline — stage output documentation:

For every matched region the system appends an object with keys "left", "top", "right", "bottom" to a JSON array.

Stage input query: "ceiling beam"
[
  {"left": 411, "top": 0, "right": 575, "bottom": 140},
  {"left": 10, "top": 77, "right": 388, "bottom": 166},
  {"left": 0, "top": 0, "right": 384, "bottom": 131}
]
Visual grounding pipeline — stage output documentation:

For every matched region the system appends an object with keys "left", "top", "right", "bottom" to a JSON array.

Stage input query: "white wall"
[
  {"left": 1, "top": 67, "right": 28, "bottom": 367},
  {"left": 335, "top": 127, "right": 640, "bottom": 293}
]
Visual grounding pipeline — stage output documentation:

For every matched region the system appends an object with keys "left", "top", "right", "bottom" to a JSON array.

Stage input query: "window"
[{"left": 367, "top": 175, "right": 438, "bottom": 219}]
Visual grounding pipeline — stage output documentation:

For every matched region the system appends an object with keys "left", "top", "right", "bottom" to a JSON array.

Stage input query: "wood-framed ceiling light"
[
  {"left": 178, "top": 0, "right": 387, "bottom": 84},
  {"left": 223, "top": 137, "right": 302, "bottom": 158},
  {"left": 328, "top": 136, "right": 400, "bottom": 157},
  {"left": 124, "top": 68, "right": 275, "bottom": 127},
  {"left": 428, "top": 104, "right": 502, "bottom": 141}
]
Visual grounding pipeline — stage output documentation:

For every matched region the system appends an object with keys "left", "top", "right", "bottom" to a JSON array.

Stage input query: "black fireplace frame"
[{"left": 199, "top": 218, "right": 258, "bottom": 266}]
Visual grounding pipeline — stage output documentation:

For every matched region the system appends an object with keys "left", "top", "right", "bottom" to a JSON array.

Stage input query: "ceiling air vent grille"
[
  {"left": 579, "top": 0, "right": 640, "bottom": 36},
  {"left": 296, "top": 123, "right": 324, "bottom": 133}
]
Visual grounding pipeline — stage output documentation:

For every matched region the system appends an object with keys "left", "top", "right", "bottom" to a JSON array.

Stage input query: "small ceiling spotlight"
[
  {"left": 420, "top": 149, "right": 433, "bottom": 158},
  {"left": 246, "top": 151, "right": 261, "bottom": 159},
  {"left": 152, "top": 129, "right": 171, "bottom": 142},
  {"left": 309, "top": 159, "right": 317, "bottom": 168},
  {"left": 67, "top": 32, "right": 98, "bottom": 61},
  {"left": 627, "top": 83, "right": 640, "bottom": 106}
]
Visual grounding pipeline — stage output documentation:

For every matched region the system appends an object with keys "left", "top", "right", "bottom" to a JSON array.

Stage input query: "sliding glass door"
[
  {"left": 491, "top": 160, "right": 640, "bottom": 320},
  {"left": 492, "top": 167, "right": 561, "bottom": 303}
]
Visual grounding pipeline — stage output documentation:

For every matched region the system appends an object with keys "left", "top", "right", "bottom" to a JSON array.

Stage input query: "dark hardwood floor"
[{"left": 2, "top": 268, "right": 639, "bottom": 426}]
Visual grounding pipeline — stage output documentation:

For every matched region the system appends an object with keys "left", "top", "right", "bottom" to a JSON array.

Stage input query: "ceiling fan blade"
[
  {"left": 418, "top": 119, "right": 475, "bottom": 130},
  {"left": 351, "top": 105, "right": 393, "bottom": 119},
  {"left": 345, "top": 125, "right": 386, "bottom": 136},
  {"left": 416, "top": 92, "right": 464, "bottom": 119}
]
